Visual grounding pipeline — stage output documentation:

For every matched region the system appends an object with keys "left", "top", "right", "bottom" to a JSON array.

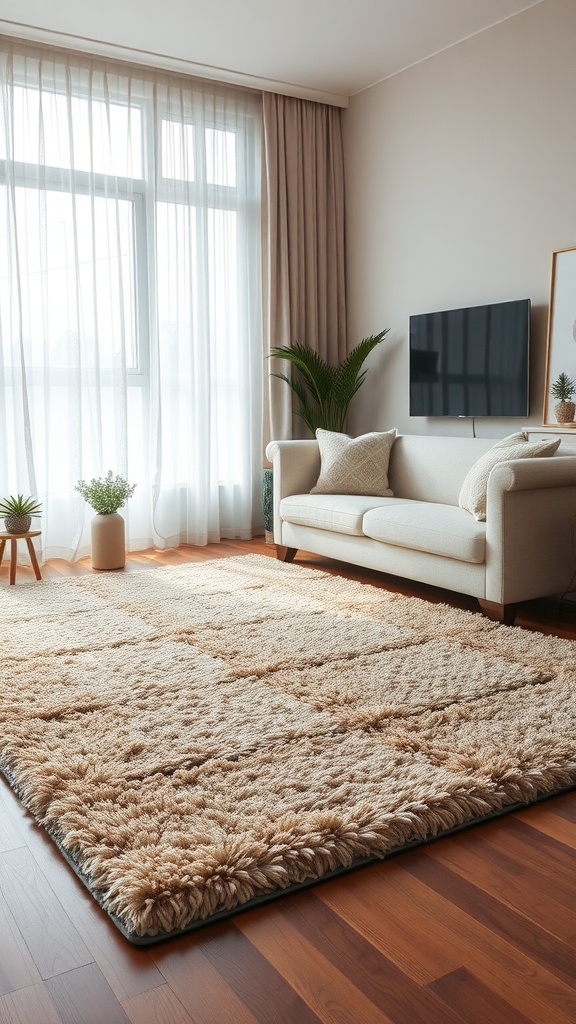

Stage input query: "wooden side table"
[{"left": 0, "top": 530, "right": 42, "bottom": 585}]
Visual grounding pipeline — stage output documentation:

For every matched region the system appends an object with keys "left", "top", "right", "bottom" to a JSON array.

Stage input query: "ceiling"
[{"left": 0, "top": 0, "right": 544, "bottom": 105}]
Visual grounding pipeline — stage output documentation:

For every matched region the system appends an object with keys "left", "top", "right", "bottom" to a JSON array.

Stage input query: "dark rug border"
[{"left": 2, "top": 764, "right": 573, "bottom": 946}]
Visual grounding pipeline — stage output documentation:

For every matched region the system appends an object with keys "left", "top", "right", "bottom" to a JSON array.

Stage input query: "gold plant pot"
[{"left": 555, "top": 401, "right": 576, "bottom": 424}]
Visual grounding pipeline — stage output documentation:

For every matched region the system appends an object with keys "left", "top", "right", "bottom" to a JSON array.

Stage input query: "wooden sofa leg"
[
  {"left": 276, "top": 546, "right": 297, "bottom": 563},
  {"left": 478, "top": 600, "right": 517, "bottom": 625}
]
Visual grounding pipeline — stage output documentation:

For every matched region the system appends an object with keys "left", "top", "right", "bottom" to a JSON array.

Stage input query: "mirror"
[{"left": 543, "top": 246, "right": 576, "bottom": 427}]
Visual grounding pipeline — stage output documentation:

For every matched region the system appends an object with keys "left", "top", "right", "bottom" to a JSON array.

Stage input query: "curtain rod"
[{"left": 0, "top": 20, "right": 349, "bottom": 109}]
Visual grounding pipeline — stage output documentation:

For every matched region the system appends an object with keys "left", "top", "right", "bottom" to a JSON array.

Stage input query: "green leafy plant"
[
  {"left": 0, "top": 494, "right": 42, "bottom": 517},
  {"left": 269, "top": 330, "right": 389, "bottom": 435},
  {"left": 75, "top": 471, "right": 136, "bottom": 515},
  {"left": 550, "top": 372, "right": 576, "bottom": 402}
]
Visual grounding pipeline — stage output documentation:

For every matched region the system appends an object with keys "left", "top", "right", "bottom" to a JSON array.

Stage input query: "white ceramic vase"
[{"left": 91, "top": 513, "right": 126, "bottom": 570}]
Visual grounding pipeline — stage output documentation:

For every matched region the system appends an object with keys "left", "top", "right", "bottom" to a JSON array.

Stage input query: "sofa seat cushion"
[
  {"left": 279, "top": 494, "right": 420, "bottom": 537},
  {"left": 362, "top": 502, "right": 486, "bottom": 563}
]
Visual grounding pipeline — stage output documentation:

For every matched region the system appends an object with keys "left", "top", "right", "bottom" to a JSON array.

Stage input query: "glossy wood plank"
[
  {"left": 0, "top": 787, "right": 25, "bottom": 854},
  {"left": 0, "top": 847, "right": 93, "bottom": 980},
  {"left": 65, "top": 904, "right": 166, "bottom": 1004},
  {"left": 549, "top": 790, "right": 576, "bottom": 823},
  {"left": 318, "top": 861, "right": 462, "bottom": 984},
  {"left": 0, "top": 892, "right": 42, "bottom": 997},
  {"left": 262, "top": 891, "right": 467, "bottom": 1024},
  {"left": 121, "top": 984, "right": 197, "bottom": 1024},
  {"left": 394, "top": 851, "right": 576, "bottom": 1024},
  {"left": 0, "top": 779, "right": 168, "bottom": 1002},
  {"left": 26, "top": 831, "right": 164, "bottom": 1002},
  {"left": 404, "top": 848, "right": 576, "bottom": 982},
  {"left": 428, "top": 827, "right": 576, "bottom": 944},
  {"left": 49, "top": 884, "right": 166, "bottom": 1004},
  {"left": 428, "top": 967, "right": 533, "bottom": 1024},
  {"left": 479, "top": 817, "right": 576, "bottom": 898},
  {"left": 151, "top": 936, "right": 262, "bottom": 1024},
  {"left": 0, "top": 984, "right": 62, "bottom": 1024},
  {"left": 196, "top": 922, "right": 323, "bottom": 1024},
  {"left": 45, "top": 963, "right": 131, "bottom": 1024},
  {"left": 235, "top": 900, "right": 398, "bottom": 1024},
  {"left": 321, "top": 855, "right": 576, "bottom": 1024},
  {"left": 0, "top": 818, "right": 25, "bottom": 855},
  {"left": 514, "top": 803, "right": 576, "bottom": 849}
]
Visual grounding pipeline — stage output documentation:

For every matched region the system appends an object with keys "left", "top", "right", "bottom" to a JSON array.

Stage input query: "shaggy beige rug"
[{"left": 1, "top": 554, "right": 576, "bottom": 944}]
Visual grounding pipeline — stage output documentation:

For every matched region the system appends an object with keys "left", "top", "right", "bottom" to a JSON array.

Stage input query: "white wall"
[{"left": 343, "top": 0, "right": 576, "bottom": 438}]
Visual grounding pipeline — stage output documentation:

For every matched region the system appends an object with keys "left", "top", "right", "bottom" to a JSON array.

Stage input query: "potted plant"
[
  {"left": 75, "top": 471, "right": 136, "bottom": 570},
  {"left": 269, "top": 330, "right": 389, "bottom": 435},
  {"left": 550, "top": 372, "right": 576, "bottom": 424},
  {"left": 0, "top": 494, "right": 42, "bottom": 534},
  {"left": 264, "top": 331, "right": 389, "bottom": 545}
]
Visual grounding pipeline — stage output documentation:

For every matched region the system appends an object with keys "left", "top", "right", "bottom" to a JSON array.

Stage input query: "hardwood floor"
[{"left": 1, "top": 538, "right": 576, "bottom": 1024}]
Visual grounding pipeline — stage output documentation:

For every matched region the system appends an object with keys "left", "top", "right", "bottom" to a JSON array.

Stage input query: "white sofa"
[{"left": 265, "top": 433, "right": 576, "bottom": 624}]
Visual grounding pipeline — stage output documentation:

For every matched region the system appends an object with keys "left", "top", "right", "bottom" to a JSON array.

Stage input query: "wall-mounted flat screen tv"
[{"left": 409, "top": 298, "right": 530, "bottom": 417}]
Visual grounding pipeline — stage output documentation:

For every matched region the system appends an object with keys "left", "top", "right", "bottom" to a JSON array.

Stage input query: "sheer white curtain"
[{"left": 0, "top": 40, "right": 263, "bottom": 561}]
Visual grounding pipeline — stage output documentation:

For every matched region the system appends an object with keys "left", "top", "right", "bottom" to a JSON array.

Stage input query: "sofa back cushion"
[
  {"left": 311, "top": 428, "right": 397, "bottom": 496},
  {"left": 458, "top": 433, "right": 561, "bottom": 520},
  {"left": 387, "top": 435, "right": 495, "bottom": 506}
]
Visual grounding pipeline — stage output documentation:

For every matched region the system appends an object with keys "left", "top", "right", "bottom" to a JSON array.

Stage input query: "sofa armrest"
[
  {"left": 487, "top": 455, "right": 576, "bottom": 496},
  {"left": 485, "top": 456, "right": 576, "bottom": 605},
  {"left": 265, "top": 440, "right": 320, "bottom": 543}
]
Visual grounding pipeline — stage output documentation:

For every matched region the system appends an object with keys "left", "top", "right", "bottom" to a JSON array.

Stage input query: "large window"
[{"left": 0, "top": 43, "right": 262, "bottom": 557}]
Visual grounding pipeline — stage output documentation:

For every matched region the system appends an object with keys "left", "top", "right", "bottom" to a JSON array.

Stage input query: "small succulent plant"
[
  {"left": 0, "top": 494, "right": 43, "bottom": 517},
  {"left": 0, "top": 494, "right": 43, "bottom": 534}
]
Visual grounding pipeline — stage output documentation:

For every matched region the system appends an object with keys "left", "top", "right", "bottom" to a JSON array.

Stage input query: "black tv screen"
[{"left": 409, "top": 298, "right": 530, "bottom": 417}]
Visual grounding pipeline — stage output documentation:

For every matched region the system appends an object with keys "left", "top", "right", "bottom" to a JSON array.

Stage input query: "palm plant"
[{"left": 269, "top": 330, "right": 389, "bottom": 435}]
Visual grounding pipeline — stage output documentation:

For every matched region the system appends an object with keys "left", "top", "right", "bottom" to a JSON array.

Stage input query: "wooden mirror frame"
[{"left": 542, "top": 246, "right": 576, "bottom": 427}]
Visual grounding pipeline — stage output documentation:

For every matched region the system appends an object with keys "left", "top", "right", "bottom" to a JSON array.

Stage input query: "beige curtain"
[{"left": 262, "top": 92, "right": 347, "bottom": 451}]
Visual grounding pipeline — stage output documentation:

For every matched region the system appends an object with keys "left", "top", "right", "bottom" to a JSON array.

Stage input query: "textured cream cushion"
[
  {"left": 280, "top": 494, "right": 418, "bottom": 536},
  {"left": 459, "top": 432, "right": 561, "bottom": 521},
  {"left": 362, "top": 502, "right": 486, "bottom": 563},
  {"left": 311, "top": 428, "right": 398, "bottom": 496}
]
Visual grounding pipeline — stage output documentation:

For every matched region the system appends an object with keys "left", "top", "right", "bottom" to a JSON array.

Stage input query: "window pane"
[
  {"left": 206, "top": 127, "right": 236, "bottom": 187},
  {"left": 156, "top": 201, "right": 198, "bottom": 485},
  {"left": 0, "top": 187, "right": 137, "bottom": 371},
  {"left": 208, "top": 208, "right": 241, "bottom": 481},
  {"left": 161, "top": 120, "right": 195, "bottom": 182},
  {"left": 156, "top": 203, "right": 244, "bottom": 485},
  {"left": 72, "top": 95, "right": 142, "bottom": 178},
  {"left": 0, "top": 86, "right": 142, "bottom": 177}
]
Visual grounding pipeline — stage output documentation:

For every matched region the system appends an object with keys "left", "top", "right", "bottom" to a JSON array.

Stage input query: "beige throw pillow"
[
  {"left": 459, "top": 432, "right": 561, "bottom": 521},
  {"left": 311, "top": 428, "right": 397, "bottom": 496}
]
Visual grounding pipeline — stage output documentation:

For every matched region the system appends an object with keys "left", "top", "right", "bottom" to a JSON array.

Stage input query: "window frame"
[{"left": 1, "top": 69, "right": 260, "bottom": 390}]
